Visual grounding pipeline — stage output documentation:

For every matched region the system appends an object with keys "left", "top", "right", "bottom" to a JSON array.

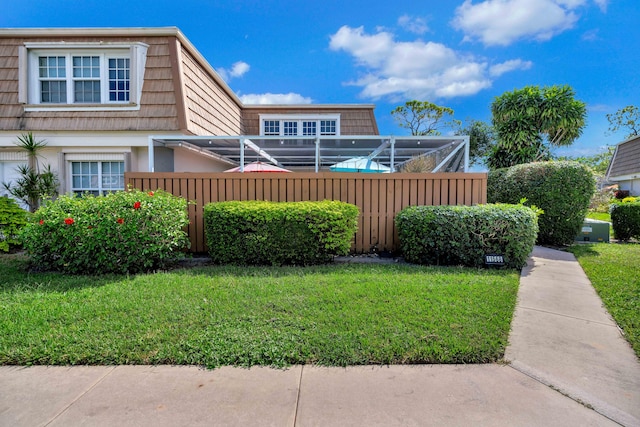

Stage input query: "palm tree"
[
  {"left": 488, "top": 85, "right": 587, "bottom": 169},
  {"left": 2, "top": 132, "right": 58, "bottom": 212}
]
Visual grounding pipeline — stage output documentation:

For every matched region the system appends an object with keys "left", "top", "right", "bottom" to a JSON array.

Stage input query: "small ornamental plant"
[
  {"left": 21, "top": 188, "right": 190, "bottom": 274},
  {"left": 0, "top": 196, "right": 28, "bottom": 252}
]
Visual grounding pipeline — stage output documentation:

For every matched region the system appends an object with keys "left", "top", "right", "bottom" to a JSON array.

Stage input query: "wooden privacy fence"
[{"left": 126, "top": 172, "right": 487, "bottom": 254}]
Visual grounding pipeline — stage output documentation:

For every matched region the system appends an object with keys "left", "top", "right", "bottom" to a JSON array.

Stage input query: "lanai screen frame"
[{"left": 147, "top": 135, "right": 470, "bottom": 173}]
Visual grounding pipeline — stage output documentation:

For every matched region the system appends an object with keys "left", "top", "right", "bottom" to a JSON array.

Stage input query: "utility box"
[{"left": 575, "top": 218, "right": 610, "bottom": 243}]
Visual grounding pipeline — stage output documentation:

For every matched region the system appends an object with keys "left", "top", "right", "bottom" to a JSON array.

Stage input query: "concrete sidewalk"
[{"left": 1, "top": 247, "right": 639, "bottom": 427}]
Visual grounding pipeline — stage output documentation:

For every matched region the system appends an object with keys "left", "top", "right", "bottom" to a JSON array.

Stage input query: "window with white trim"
[
  {"left": 320, "top": 120, "right": 336, "bottom": 135},
  {"left": 302, "top": 121, "right": 316, "bottom": 136},
  {"left": 263, "top": 120, "right": 280, "bottom": 135},
  {"left": 260, "top": 114, "right": 340, "bottom": 136},
  {"left": 23, "top": 42, "right": 147, "bottom": 110},
  {"left": 71, "top": 161, "right": 125, "bottom": 196},
  {"left": 283, "top": 121, "right": 298, "bottom": 136}
]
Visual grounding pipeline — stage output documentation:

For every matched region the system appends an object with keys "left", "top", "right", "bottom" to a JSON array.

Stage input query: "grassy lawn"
[
  {"left": 586, "top": 211, "right": 611, "bottom": 222},
  {"left": 568, "top": 244, "right": 640, "bottom": 357},
  {"left": 0, "top": 254, "right": 519, "bottom": 368}
]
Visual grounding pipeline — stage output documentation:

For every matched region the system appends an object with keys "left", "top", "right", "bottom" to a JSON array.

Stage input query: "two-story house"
[{"left": 0, "top": 27, "right": 380, "bottom": 197}]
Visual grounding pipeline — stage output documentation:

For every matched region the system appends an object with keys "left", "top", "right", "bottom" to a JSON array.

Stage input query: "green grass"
[
  {"left": 586, "top": 211, "right": 611, "bottom": 222},
  {"left": 0, "top": 254, "right": 519, "bottom": 368},
  {"left": 568, "top": 244, "right": 640, "bottom": 357}
]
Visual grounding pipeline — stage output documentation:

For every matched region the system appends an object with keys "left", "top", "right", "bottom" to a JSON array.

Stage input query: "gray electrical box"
[{"left": 575, "top": 218, "right": 610, "bottom": 243}]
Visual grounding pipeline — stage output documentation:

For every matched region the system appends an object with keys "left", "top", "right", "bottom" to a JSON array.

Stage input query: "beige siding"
[
  {"left": 0, "top": 38, "right": 21, "bottom": 129},
  {"left": 609, "top": 137, "right": 640, "bottom": 177},
  {"left": 242, "top": 106, "right": 379, "bottom": 135},
  {"left": 180, "top": 46, "right": 243, "bottom": 136},
  {"left": 0, "top": 36, "right": 180, "bottom": 132}
]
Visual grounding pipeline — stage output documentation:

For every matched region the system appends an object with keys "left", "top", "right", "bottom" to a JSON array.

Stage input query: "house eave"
[
  {"left": 607, "top": 173, "right": 640, "bottom": 182},
  {"left": 242, "top": 104, "right": 377, "bottom": 110},
  {"left": 0, "top": 26, "right": 244, "bottom": 109},
  {"left": 0, "top": 27, "right": 184, "bottom": 38}
]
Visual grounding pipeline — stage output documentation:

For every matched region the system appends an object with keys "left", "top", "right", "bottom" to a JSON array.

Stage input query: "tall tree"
[
  {"left": 391, "top": 100, "right": 460, "bottom": 136},
  {"left": 488, "top": 85, "right": 586, "bottom": 169},
  {"left": 455, "top": 119, "right": 495, "bottom": 167},
  {"left": 606, "top": 105, "right": 639, "bottom": 139}
]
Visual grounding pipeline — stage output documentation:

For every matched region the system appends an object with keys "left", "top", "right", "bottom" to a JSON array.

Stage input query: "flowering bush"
[
  {"left": 21, "top": 189, "right": 190, "bottom": 274},
  {"left": 614, "top": 190, "right": 630, "bottom": 199}
]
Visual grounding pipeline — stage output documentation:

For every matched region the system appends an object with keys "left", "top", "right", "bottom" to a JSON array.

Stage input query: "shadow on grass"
[
  {"left": 1, "top": 252, "right": 518, "bottom": 294},
  {"left": 569, "top": 241, "right": 639, "bottom": 260},
  {"left": 0, "top": 253, "right": 123, "bottom": 293},
  {"left": 568, "top": 244, "right": 602, "bottom": 258}
]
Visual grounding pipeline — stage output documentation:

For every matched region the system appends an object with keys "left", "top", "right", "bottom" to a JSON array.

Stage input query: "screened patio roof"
[{"left": 148, "top": 135, "right": 469, "bottom": 173}]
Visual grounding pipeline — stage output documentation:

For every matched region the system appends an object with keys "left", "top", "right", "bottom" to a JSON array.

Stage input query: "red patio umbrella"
[{"left": 224, "top": 161, "right": 291, "bottom": 173}]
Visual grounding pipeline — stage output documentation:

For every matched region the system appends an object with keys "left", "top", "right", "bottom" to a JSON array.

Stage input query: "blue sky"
[{"left": 3, "top": 0, "right": 638, "bottom": 158}]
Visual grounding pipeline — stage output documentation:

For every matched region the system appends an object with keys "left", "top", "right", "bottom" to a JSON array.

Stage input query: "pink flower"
[
  {"left": 64, "top": 218, "right": 74, "bottom": 225},
  {"left": 117, "top": 218, "right": 124, "bottom": 224},
  {"left": 133, "top": 201, "right": 141, "bottom": 210}
]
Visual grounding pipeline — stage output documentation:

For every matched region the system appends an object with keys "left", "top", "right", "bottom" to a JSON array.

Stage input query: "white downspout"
[{"left": 148, "top": 136, "right": 155, "bottom": 172}]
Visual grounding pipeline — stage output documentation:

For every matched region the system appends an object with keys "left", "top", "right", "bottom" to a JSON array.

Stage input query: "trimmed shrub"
[
  {"left": 395, "top": 204, "right": 538, "bottom": 269},
  {"left": 21, "top": 189, "right": 190, "bottom": 274},
  {"left": 610, "top": 201, "right": 640, "bottom": 241},
  {"left": 204, "top": 200, "right": 359, "bottom": 265},
  {"left": 487, "top": 161, "right": 595, "bottom": 246},
  {"left": 0, "top": 197, "right": 28, "bottom": 252}
]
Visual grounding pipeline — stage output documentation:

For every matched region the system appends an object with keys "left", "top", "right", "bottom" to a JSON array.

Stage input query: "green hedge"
[
  {"left": 204, "top": 200, "right": 359, "bottom": 265},
  {"left": 396, "top": 204, "right": 538, "bottom": 269},
  {"left": 21, "top": 189, "right": 190, "bottom": 274},
  {"left": 0, "top": 197, "right": 28, "bottom": 252},
  {"left": 610, "top": 201, "right": 640, "bottom": 241},
  {"left": 487, "top": 161, "right": 595, "bottom": 246}
]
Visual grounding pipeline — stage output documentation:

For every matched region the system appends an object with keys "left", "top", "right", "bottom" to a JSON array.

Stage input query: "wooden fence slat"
[{"left": 125, "top": 172, "right": 487, "bottom": 254}]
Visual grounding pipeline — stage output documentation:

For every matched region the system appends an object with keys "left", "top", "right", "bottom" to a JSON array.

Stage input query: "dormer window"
[
  {"left": 21, "top": 42, "right": 148, "bottom": 111},
  {"left": 260, "top": 114, "right": 340, "bottom": 136}
]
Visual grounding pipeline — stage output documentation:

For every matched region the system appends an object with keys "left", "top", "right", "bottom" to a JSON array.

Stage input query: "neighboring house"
[
  {"left": 0, "top": 27, "right": 379, "bottom": 197},
  {"left": 606, "top": 135, "right": 640, "bottom": 196}
]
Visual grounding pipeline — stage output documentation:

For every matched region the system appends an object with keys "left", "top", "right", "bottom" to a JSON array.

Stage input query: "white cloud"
[
  {"left": 489, "top": 59, "right": 533, "bottom": 76},
  {"left": 217, "top": 61, "right": 250, "bottom": 82},
  {"left": 329, "top": 25, "right": 528, "bottom": 101},
  {"left": 240, "top": 93, "right": 313, "bottom": 104},
  {"left": 581, "top": 28, "right": 600, "bottom": 41},
  {"left": 452, "top": 0, "right": 588, "bottom": 46},
  {"left": 593, "top": 0, "right": 608, "bottom": 12},
  {"left": 398, "top": 15, "right": 429, "bottom": 35}
]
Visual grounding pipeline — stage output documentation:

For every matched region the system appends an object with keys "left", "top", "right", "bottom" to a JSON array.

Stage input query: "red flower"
[
  {"left": 39, "top": 219, "right": 44, "bottom": 225},
  {"left": 133, "top": 201, "right": 141, "bottom": 210},
  {"left": 64, "top": 218, "right": 74, "bottom": 225},
  {"left": 148, "top": 191, "right": 154, "bottom": 196},
  {"left": 117, "top": 218, "right": 124, "bottom": 224}
]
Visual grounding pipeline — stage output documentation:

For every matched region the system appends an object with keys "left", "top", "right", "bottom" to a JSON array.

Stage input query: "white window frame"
[
  {"left": 259, "top": 114, "right": 340, "bottom": 136},
  {"left": 65, "top": 153, "right": 127, "bottom": 196},
  {"left": 21, "top": 42, "right": 148, "bottom": 112}
]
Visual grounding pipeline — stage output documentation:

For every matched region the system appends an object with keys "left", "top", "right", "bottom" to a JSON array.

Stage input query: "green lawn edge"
[
  {"left": 568, "top": 243, "right": 640, "bottom": 357},
  {"left": 0, "top": 254, "right": 520, "bottom": 368}
]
